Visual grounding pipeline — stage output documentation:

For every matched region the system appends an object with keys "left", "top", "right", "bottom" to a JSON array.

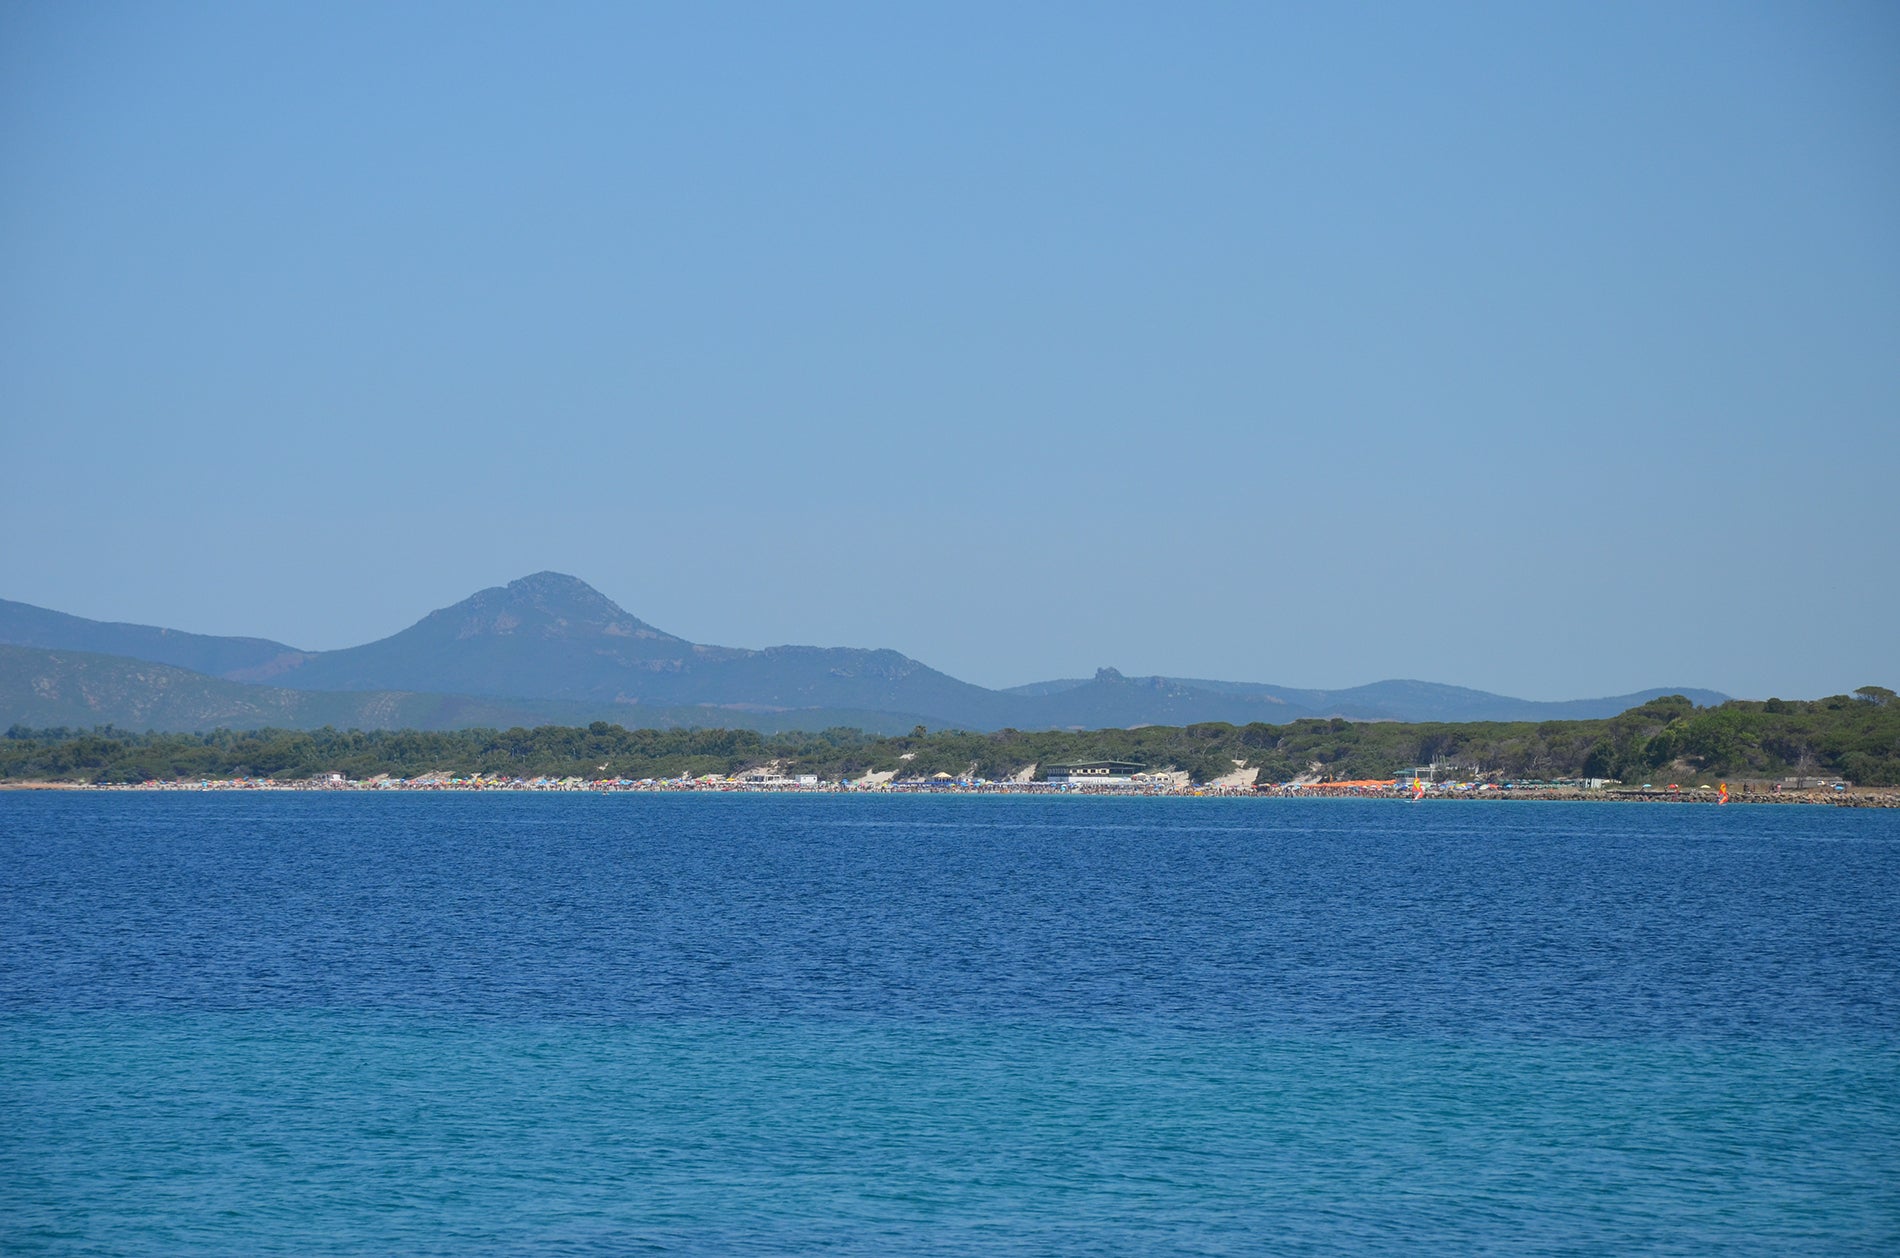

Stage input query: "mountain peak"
[
  {"left": 430, "top": 573, "right": 679, "bottom": 642},
  {"left": 507, "top": 570, "right": 598, "bottom": 596},
  {"left": 490, "top": 571, "right": 629, "bottom": 617},
  {"left": 253, "top": 572, "right": 692, "bottom": 699}
]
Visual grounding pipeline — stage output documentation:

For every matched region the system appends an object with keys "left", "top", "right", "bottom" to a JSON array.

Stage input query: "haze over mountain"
[
  {"left": 1011, "top": 673, "right": 1734, "bottom": 725},
  {"left": 1, "top": 574, "right": 1729, "bottom": 733},
  {"left": 257, "top": 573, "right": 1017, "bottom": 723},
  {"left": 0, "top": 645, "right": 944, "bottom": 737},
  {"left": 0, "top": 598, "right": 304, "bottom": 680}
]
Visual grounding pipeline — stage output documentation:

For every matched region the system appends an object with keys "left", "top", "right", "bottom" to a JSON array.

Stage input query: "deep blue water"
[{"left": 3, "top": 793, "right": 1897, "bottom": 1254}]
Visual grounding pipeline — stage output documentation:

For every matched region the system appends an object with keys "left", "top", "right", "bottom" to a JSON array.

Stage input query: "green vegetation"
[{"left": 5, "top": 690, "right": 1896, "bottom": 786}]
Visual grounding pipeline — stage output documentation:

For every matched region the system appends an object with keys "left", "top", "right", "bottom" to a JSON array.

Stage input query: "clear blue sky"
[{"left": 3, "top": 1, "right": 1895, "bottom": 700}]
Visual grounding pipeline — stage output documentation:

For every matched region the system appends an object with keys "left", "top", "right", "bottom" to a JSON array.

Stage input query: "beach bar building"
[{"left": 1045, "top": 760, "right": 1147, "bottom": 786}]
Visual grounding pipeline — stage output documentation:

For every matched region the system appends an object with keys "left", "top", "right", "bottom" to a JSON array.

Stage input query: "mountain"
[
  {"left": 1003, "top": 668, "right": 1309, "bottom": 728},
  {"left": 251, "top": 571, "right": 699, "bottom": 696},
  {"left": 1156, "top": 676, "right": 1733, "bottom": 723},
  {"left": 0, "top": 645, "right": 952, "bottom": 736},
  {"left": 1004, "top": 671, "right": 1729, "bottom": 724},
  {"left": 0, "top": 644, "right": 544, "bottom": 733},
  {"left": 0, "top": 575, "right": 1731, "bottom": 732},
  {"left": 258, "top": 572, "right": 1020, "bottom": 724},
  {"left": 1, "top": 575, "right": 1009, "bottom": 726},
  {"left": 0, "top": 597, "right": 305, "bottom": 679}
]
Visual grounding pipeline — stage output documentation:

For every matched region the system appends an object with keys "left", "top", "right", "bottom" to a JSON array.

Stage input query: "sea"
[{"left": 3, "top": 792, "right": 1897, "bottom": 1255}]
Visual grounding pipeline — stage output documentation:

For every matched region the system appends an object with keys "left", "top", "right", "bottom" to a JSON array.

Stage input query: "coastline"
[{"left": 7, "top": 779, "right": 1896, "bottom": 806}]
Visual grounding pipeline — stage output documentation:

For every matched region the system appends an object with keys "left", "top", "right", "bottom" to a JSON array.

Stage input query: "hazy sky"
[{"left": 3, "top": 1, "right": 1895, "bottom": 700}]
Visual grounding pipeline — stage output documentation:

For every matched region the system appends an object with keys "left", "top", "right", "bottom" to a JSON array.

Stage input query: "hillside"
[
  {"left": 1160, "top": 676, "right": 1733, "bottom": 723},
  {"left": 184, "top": 573, "right": 1024, "bottom": 727},
  {"left": 0, "top": 645, "right": 952, "bottom": 736},
  {"left": 2, "top": 573, "right": 1732, "bottom": 732},
  {"left": 0, "top": 597, "right": 305, "bottom": 678}
]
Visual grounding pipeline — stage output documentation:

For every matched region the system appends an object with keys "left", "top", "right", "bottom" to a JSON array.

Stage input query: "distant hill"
[
  {"left": 1002, "top": 668, "right": 1310, "bottom": 728},
  {"left": 1005, "top": 670, "right": 1728, "bottom": 724},
  {"left": 0, "top": 597, "right": 306, "bottom": 679},
  {"left": 0, "top": 645, "right": 953, "bottom": 736},
  {"left": 257, "top": 572, "right": 1021, "bottom": 725},
  {"left": 1, "top": 574, "right": 1730, "bottom": 732},
  {"left": 1157, "top": 676, "right": 1733, "bottom": 723},
  {"left": 0, "top": 644, "right": 535, "bottom": 732},
  {"left": 250, "top": 572, "right": 696, "bottom": 695}
]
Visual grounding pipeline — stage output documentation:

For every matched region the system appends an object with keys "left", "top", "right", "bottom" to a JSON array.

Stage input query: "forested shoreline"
[{"left": 4, "top": 690, "right": 1895, "bottom": 787}]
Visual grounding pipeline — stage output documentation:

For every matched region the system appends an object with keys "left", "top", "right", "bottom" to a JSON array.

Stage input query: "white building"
[{"left": 1045, "top": 760, "right": 1147, "bottom": 786}]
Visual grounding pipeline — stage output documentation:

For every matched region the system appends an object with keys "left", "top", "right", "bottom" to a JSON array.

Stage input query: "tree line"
[{"left": 3, "top": 688, "right": 1896, "bottom": 786}]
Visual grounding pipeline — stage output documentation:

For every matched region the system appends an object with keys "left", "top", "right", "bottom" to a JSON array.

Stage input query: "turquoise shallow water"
[
  {"left": 4, "top": 794, "right": 1898, "bottom": 1253},
  {"left": 6, "top": 1014, "right": 1898, "bottom": 1255}
]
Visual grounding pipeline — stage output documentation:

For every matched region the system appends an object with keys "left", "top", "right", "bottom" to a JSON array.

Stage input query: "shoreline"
[{"left": 6, "top": 780, "right": 1896, "bottom": 806}]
